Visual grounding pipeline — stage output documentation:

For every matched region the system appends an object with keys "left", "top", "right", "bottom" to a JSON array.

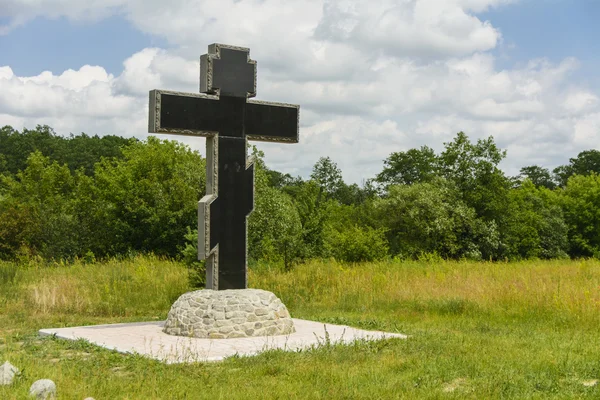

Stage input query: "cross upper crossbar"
[{"left": 149, "top": 90, "right": 299, "bottom": 143}]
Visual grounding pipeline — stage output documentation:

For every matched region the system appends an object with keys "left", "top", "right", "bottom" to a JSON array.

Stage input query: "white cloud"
[
  {"left": 0, "top": 67, "right": 14, "bottom": 80},
  {"left": 0, "top": 65, "right": 133, "bottom": 118},
  {"left": 0, "top": 113, "right": 24, "bottom": 129},
  {"left": 573, "top": 113, "right": 600, "bottom": 148},
  {"left": 313, "top": 0, "right": 507, "bottom": 58},
  {"left": 0, "top": 0, "right": 599, "bottom": 183},
  {"left": 563, "top": 91, "right": 599, "bottom": 115},
  {"left": 114, "top": 48, "right": 198, "bottom": 96},
  {"left": 22, "top": 66, "right": 112, "bottom": 91}
]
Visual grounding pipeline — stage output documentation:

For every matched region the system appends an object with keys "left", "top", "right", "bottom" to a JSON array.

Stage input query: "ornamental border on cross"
[{"left": 148, "top": 43, "right": 300, "bottom": 290}]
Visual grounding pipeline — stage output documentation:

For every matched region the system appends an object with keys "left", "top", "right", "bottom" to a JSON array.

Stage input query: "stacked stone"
[{"left": 163, "top": 289, "right": 295, "bottom": 339}]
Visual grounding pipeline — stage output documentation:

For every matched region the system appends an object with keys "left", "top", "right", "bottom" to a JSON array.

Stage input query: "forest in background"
[{"left": 1, "top": 124, "right": 599, "bottom": 283}]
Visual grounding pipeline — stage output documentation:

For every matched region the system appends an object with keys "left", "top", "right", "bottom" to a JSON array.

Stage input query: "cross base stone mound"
[{"left": 163, "top": 289, "right": 295, "bottom": 339}]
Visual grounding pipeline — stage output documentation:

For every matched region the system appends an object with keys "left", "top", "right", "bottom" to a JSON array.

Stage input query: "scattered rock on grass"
[
  {"left": 29, "top": 379, "right": 56, "bottom": 399},
  {"left": 582, "top": 379, "right": 598, "bottom": 387},
  {"left": 1, "top": 361, "right": 19, "bottom": 385}
]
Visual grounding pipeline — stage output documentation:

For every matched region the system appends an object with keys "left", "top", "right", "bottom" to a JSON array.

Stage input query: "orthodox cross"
[{"left": 148, "top": 44, "right": 299, "bottom": 290}]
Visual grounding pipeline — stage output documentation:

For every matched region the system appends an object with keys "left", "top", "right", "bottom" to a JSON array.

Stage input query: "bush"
[
  {"left": 248, "top": 148, "right": 303, "bottom": 268},
  {"left": 502, "top": 180, "right": 569, "bottom": 260},
  {"left": 373, "top": 179, "right": 500, "bottom": 259},
  {"left": 324, "top": 224, "right": 389, "bottom": 263},
  {"left": 560, "top": 173, "right": 600, "bottom": 257},
  {"left": 248, "top": 185, "right": 303, "bottom": 267},
  {"left": 92, "top": 137, "right": 205, "bottom": 257},
  {"left": 0, "top": 151, "right": 84, "bottom": 260},
  {"left": 179, "top": 228, "right": 206, "bottom": 289}
]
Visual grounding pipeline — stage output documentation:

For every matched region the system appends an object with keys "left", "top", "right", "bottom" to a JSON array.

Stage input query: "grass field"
[{"left": 1, "top": 256, "right": 600, "bottom": 399}]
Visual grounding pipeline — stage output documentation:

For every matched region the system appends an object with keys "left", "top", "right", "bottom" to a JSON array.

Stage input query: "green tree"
[
  {"left": 311, "top": 157, "right": 345, "bottom": 200},
  {"left": 553, "top": 165, "right": 573, "bottom": 189},
  {"left": 439, "top": 132, "right": 510, "bottom": 223},
  {"left": 54, "top": 132, "right": 136, "bottom": 175},
  {"left": 376, "top": 146, "right": 439, "bottom": 188},
  {"left": 0, "top": 154, "right": 8, "bottom": 176},
  {"left": 570, "top": 150, "right": 600, "bottom": 175},
  {"left": 560, "top": 173, "right": 600, "bottom": 257},
  {"left": 0, "top": 125, "right": 133, "bottom": 176},
  {"left": 324, "top": 225, "right": 389, "bottom": 262},
  {"left": 266, "top": 170, "right": 303, "bottom": 189},
  {"left": 518, "top": 165, "right": 556, "bottom": 190},
  {"left": 291, "top": 180, "right": 332, "bottom": 259},
  {"left": 334, "top": 182, "right": 372, "bottom": 205},
  {"left": 309, "top": 156, "right": 372, "bottom": 206},
  {"left": 554, "top": 150, "right": 600, "bottom": 187},
  {"left": 322, "top": 202, "right": 389, "bottom": 262},
  {"left": 0, "top": 152, "right": 88, "bottom": 259},
  {"left": 248, "top": 147, "right": 303, "bottom": 267},
  {"left": 93, "top": 137, "right": 205, "bottom": 257},
  {"left": 0, "top": 125, "right": 59, "bottom": 174},
  {"left": 503, "top": 180, "right": 568, "bottom": 259},
  {"left": 373, "top": 179, "right": 499, "bottom": 260}
]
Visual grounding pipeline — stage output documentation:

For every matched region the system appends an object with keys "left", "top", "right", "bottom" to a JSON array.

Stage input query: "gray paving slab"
[{"left": 39, "top": 319, "right": 406, "bottom": 363}]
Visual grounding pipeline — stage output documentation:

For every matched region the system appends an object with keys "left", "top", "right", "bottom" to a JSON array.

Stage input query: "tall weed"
[
  {"left": 252, "top": 258, "right": 600, "bottom": 325},
  {"left": 25, "top": 255, "right": 189, "bottom": 317},
  {"left": 0, "top": 261, "right": 18, "bottom": 285}
]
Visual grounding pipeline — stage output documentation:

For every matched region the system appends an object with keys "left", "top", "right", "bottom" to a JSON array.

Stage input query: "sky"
[{"left": 0, "top": 0, "right": 599, "bottom": 184}]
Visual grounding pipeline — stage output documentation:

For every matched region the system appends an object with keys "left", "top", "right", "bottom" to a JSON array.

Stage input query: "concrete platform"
[{"left": 39, "top": 319, "right": 406, "bottom": 363}]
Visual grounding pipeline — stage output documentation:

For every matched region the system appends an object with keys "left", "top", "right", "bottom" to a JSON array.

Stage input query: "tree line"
[{"left": 1, "top": 125, "right": 599, "bottom": 272}]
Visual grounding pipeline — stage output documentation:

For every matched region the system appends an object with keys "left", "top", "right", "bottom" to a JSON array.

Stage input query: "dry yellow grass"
[
  {"left": 253, "top": 258, "right": 600, "bottom": 323},
  {"left": 9, "top": 256, "right": 189, "bottom": 318}
]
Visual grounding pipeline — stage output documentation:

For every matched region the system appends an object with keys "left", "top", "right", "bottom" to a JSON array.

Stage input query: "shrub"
[
  {"left": 179, "top": 228, "right": 206, "bottom": 289},
  {"left": 373, "top": 179, "right": 500, "bottom": 259},
  {"left": 560, "top": 173, "right": 600, "bottom": 257},
  {"left": 502, "top": 180, "right": 569, "bottom": 260},
  {"left": 324, "top": 224, "right": 389, "bottom": 263}
]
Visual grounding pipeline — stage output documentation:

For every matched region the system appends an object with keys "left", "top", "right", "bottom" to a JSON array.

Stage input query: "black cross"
[{"left": 148, "top": 43, "right": 299, "bottom": 290}]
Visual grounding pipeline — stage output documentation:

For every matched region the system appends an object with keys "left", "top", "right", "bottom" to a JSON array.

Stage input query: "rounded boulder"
[{"left": 29, "top": 379, "right": 56, "bottom": 399}]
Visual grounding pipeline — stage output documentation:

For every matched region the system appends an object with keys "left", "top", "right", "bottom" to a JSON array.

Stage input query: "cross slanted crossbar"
[{"left": 148, "top": 44, "right": 299, "bottom": 290}]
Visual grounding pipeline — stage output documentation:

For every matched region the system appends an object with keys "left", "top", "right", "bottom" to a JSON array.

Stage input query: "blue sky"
[
  {"left": 481, "top": 0, "right": 600, "bottom": 90},
  {"left": 0, "top": 0, "right": 598, "bottom": 183},
  {"left": 3, "top": 0, "right": 598, "bottom": 82},
  {"left": 0, "top": 15, "right": 165, "bottom": 76}
]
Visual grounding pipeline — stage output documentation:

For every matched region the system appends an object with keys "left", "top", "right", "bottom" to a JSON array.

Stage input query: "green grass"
[{"left": 1, "top": 257, "right": 600, "bottom": 399}]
